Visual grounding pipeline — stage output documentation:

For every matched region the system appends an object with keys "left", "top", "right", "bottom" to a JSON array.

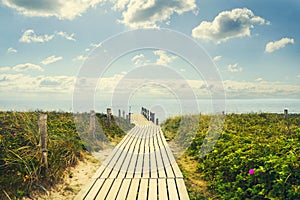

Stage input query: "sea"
[{"left": 0, "top": 99, "right": 299, "bottom": 121}]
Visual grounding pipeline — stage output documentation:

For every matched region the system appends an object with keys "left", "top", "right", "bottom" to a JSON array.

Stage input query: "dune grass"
[{"left": 0, "top": 111, "right": 132, "bottom": 199}]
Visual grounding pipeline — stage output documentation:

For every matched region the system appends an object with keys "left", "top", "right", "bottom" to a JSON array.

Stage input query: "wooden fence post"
[
  {"left": 156, "top": 118, "right": 159, "bottom": 125},
  {"left": 107, "top": 108, "right": 112, "bottom": 127},
  {"left": 284, "top": 109, "right": 288, "bottom": 119},
  {"left": 128, "top": 112, "right": 131, "bottom": 123},
  {"left": 39, "top": 114, "right": 48, "bottom": 178},
  {"left": 89, "top": 110, "right": 96, "bottom": 138}
]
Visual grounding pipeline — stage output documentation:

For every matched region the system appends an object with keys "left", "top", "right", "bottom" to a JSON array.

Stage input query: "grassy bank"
[
  {"left": 162, "top": 113, "right": 300, "bottom": 199},
  {"left": 0, "top": 111, "right": 132, "bottom": 199}
]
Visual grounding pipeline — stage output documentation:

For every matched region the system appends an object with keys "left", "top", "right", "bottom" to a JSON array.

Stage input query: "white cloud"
[
  {"left": 111, "top": 0, "right": 197, "bottom": 28},
  {"left": 228, "top": 63, "right": 243, "bottom": 72},
  {"left": 73, "top": 55, "right": 88, "bottom": 61},
  {"left": 55, "top": 31, "right": 76, "bottom": 41},
  {"left": 7, "top": 47, "right": 17, "bottom": 54},
  {"left": 19, "top": 29, "right": 76, "bottom": 43},
  {"left": 19, "top": 29, "right": 54, "bottom": 43},
  {"left": 0, "top": 67, "right": 11, "bottom": 72},
  {"left": 0, "top": 74, "right": 75, "bottom": 95},
  {"left": 255, "top": 77, "right": 264, "bottom": 82},
  {"left": 41, "top": 55, "right": 63, "bottom": 65},
  {"left": 297, "top": 74, "right": 300, "bottom": 78},
  {"left": 2, "top": 0, "right": 103, "bottom": 20},
  {"left": 12, "top": 63, "right": 44, "bottom": 72},
  {"left": 131, "top": 54, "right": 145, "bottom": 65},
  {"left": 192, "top": 8, "right": 268, "bottom": 43},
  {"left": 154, "top": 50, "right": 177, "bottom": 66},
  {"left": 213, "top": 56, "right": 222, "bottom": 61},
  {"left": 265, "top": 37, "right": 295, "bottom": 53},
  {"left": 90, "top": 43, "right": 101, "bottom": 48},
  {"left": 224, "top": 80, "right": 300, "bottom": 98}
]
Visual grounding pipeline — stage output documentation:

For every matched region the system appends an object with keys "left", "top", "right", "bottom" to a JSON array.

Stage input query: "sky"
[{"left": 0, "top": 0, "right": 299, "bottom": 111}]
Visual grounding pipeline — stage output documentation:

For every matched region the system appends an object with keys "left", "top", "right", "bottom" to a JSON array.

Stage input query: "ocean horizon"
[{"left": 0, "top": 98, "right": 299, "bottom": 121}]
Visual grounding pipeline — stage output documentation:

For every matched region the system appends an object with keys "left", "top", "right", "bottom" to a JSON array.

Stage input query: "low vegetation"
[
  {"left": 0, "top": 111, "right": 132, "bottom": 199},
  {"left": 162, "top": 113, "right": 300, "bottom": 199}
]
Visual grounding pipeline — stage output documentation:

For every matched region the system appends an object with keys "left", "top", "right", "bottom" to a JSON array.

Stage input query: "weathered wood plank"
[
  {"left": 158, "top": 179, "right": 168, "bottom": 200},
  {"left": 138, "top": 178, "right": 148, "bottom": 200},
  {"left": 115, "top": 179, "right": 131, "bottom": 200},
  {"left": 126, "top": 179, "right": 139, "bottom": 199},
  {"left": 167, "top": 178, "right": 179, "bottom": 200},
  {"left": 176, "top": 178, "right": 190, "bottom": 200},
  {"left": 148, "top": 179, "right": 158, "bottom": 200},
  {"left": 105, "top": 178, "right": 123, "bottom": 200},
  {"left": 95, "top": 178, "right": 114, "bottom": 200},
  {"left": 74, "top": 178, "right": 97, "bottom": 200},
  {"left": 84, "top": 178, "right": 105, "bottom": 200}
]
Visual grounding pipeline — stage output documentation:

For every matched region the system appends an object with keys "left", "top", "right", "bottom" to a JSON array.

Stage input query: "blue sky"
[{"left": 0, "top": 0, "right": 299, "bottom": 107}]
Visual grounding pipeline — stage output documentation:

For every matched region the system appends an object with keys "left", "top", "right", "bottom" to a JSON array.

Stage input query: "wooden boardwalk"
[{"left": 75, "top": 114, "right": 189, "bottom": 200}]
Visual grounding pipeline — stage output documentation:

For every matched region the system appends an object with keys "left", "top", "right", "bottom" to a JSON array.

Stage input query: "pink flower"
[{"left": 249, "top": 169, "right": 255, "bottom": 175}]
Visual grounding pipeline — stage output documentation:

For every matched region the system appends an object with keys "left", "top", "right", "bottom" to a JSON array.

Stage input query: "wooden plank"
[
  {"left": 149, "top": 134, "right": 158, "bottom": 178},
  {"left": 167, "top": 179, "right": 179, "bottom": 200},
  {"left": 148, "top": 179, "right": 158, "bottom": 200},
  {"left": 127, "top": 179, "right": 139, "bottom": 199},
  {"left": 135, "top": 137, "right": 145, "bottom": 178},
  {"left": 154, "top": 133, "right": 166, "bottom": 178},
  {"left": 95, "top": 178, "right": 114, "bottom": 200},
  {"left": 84, "top": 179, "right": 105, "bottom": 200},
  {"left": 137, "top": 178, "right": 148, "bottom": 200},
  {"left": 105, "top": 178, "right": 123, "bottom": 200},
  {"left": 109, "top": 134, "right": 136, "bottom": 178},
  {"left": 157, "top": 133, "right": 174, "bottom": 178},
  {"left": 142, "top": 134, "right": 150, "bottom": 178},
  {"left": 118, "top": 135, "right": 139, "bottom": 178},
  {"left": 100, "top": 133, "right": 135, "bottom": 178},
  {"left": 176, "top": 178, "right": 190, "bottom": 200},
  {"left": 92, "top": 165, "right": 106, "bottom": 179},
  {"left": 158, "top": 179, "right": 168, "bottom": 200},
  {"left": 74, "top": 178, "right": 97, "bottom": 200},
  {"left": 126, "top": 131, "right": 144, "bottom": 178},
  {"left": 115, "top": 179, "right": 131, "bottom": 200}
]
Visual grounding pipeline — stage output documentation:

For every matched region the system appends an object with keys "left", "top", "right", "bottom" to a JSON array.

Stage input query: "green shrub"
[{"left": 162, "top": 113, "right": 300, "bottom": 199}]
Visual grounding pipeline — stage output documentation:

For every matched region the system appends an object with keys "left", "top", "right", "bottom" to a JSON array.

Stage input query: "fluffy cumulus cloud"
[
  {"left": 2, "top": 0, "right": 102, "bottom": 20},
  {"left": 154, "top": 50, "right": 177, "bottom": 66},
  {"left": 55, "top": 31, "right": 76, "bottom": 41},
  {"left": 7, "top": 47, "right": 17, "bottom": 53},
  {"left": 192, "top": 8, "right": 268, "bottom": 43},
  {"left": 111, "top": 0, "right": 197, "bottom": 28},
  {"left": 12, "top": 63, "right": 44, "bottom": 72},
  {"left": 19, "top": 29, "right": 54, "bottom": 43},
  {"left": 228, "top": 63, "right": 242, "bottom": 72},
  {"left": 265, "top": 37, "right": 295, "bottom": 53},
  {"left": 19, "top": 29, "right": 76, "bottom": 43},
  {"left": 41, "top": 55, "right": 63, "bottom": 65}
]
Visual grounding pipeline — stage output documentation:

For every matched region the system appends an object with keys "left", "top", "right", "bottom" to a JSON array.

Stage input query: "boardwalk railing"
[{"left": 76, "top": 114, "right": 189, "bottom": 200}]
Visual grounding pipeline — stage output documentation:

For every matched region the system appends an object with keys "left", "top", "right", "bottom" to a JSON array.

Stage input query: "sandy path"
[{"left": 27, "top": 153, "right": 108, "bottom": 200}]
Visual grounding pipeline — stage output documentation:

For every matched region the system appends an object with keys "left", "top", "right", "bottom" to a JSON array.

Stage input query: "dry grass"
[{"left": 177, "top": 153, "right": 217, "bottom": 200}]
